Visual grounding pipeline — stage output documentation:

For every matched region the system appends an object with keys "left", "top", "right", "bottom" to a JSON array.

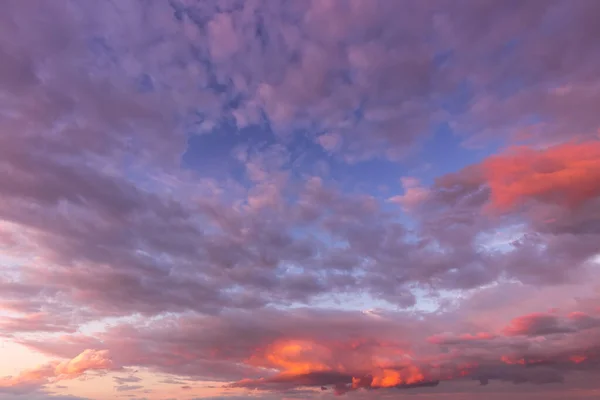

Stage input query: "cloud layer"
[{"left": 1, "top": 0, "right": 600, "bottom": 399}]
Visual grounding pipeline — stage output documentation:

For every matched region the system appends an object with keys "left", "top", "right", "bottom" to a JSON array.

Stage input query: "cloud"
[
  {"left": 0, "top": 350, "right": 112, "bottom": 394},
  {"left": 399, "top": 139, "right": 600, "bottom": 289},
  {"left": 0, "top": 0, "right": 599, "bottom": 324},
  {"left": 483, "top": 141, "right": 600, "bottom": 212},
  {"left": 3, "top": 0, "right": 600, "bottom": 163},
  {"left": 1, "top": 1, "right": 600, "bottom": 399},
  {"left": 503, "top": 312, "right": 600, "bottom": 337},
  {"left": 207, "top": 13, "right": 240, "bottom": 61},
  {"left": 316, "top": 132, "right": 343, "bottom": 152},
  {"left": 427, "top": 332, "right": 496, "bottom": 345},
  {"left": 503, "top": 314, "right": 574, "bottom": 337},
  {"left": 0, "top": 313, "right": 76, "bottom": 334},
  {"left": 388, "top": 177, "right": 430, "bottom": 211},
  {"left": 12, "top": 305, "right": 600, "bottom": 396},
  {"left": 115, "top": 385, "right": 143, "bottom": 392},
  {"left": 0, "top": 395, "right": 90, "bottom": 400},
  {"left": 113, "top": 376, "right": 141, "bottom": 385},
  {"left": 2, "top": 139, "right": 598, "bottom": 329}
]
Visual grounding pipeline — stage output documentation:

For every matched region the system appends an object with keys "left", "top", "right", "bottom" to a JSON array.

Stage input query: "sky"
[{"left": 1, "top": 0, "right": 600, "bottom": 399}]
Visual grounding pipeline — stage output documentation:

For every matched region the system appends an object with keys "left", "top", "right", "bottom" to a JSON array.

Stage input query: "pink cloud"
[
  {"left": 11, "top": 303, "right": 600, "bottom": 396},
  {"left": 1, "top": 1, "right": 600, "bottom": 399},
  {"left": 483, "top": 141, "right": 600, "bottom": 212},
  {"left": 208, "top": 13, "right": 240, "bottom": 61},
  {"left": 388, "top": 177, "right": 430, "bottom": 211},
  {"left": 0, "top": 313, "right": 76, "bottom": 333},
  {"left": 0, "top": 350, "right": 112, "bottom": 393},
  {"left": 503, "top": 313, "right": 573, "bottom": 337}
]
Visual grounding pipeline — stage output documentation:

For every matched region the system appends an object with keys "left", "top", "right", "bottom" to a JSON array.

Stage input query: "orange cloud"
[
  {"left": 483, "top": 140, "right": 600, "bottom": 211},
  {"left": 238, "top": 338, "right": 433, "bottom": 392},
  {"left": 367, "top": 365, "right": 425, "bottom": 388},
  {"left": 0, "top": 349, "right": 112, "bottom": 390},
  {"left": 251, "top": 340, "right": 332, "bottom": 375}
]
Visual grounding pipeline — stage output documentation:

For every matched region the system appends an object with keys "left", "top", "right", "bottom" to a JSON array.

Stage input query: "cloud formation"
[
  {"left": 1, "top": 0, "right": 600, "bottom": 399},
  {"left": 0, "top": 350, "right": 112, "bottom": 394},
  {"left": 10, "top": 304, "right": 600, "bottom": 396},
  {"left": 483, "top": 141, "right": 600, "bottom": 212}
]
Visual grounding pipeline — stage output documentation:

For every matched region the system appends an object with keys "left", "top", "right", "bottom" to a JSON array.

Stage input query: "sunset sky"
[{"left": 1, "top": 1, "right": 600, "bottom": 399}]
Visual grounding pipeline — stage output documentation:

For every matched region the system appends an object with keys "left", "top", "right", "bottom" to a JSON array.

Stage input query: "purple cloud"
[{"left": 1, "top": 1, "right": 600, "bottom": 399}]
